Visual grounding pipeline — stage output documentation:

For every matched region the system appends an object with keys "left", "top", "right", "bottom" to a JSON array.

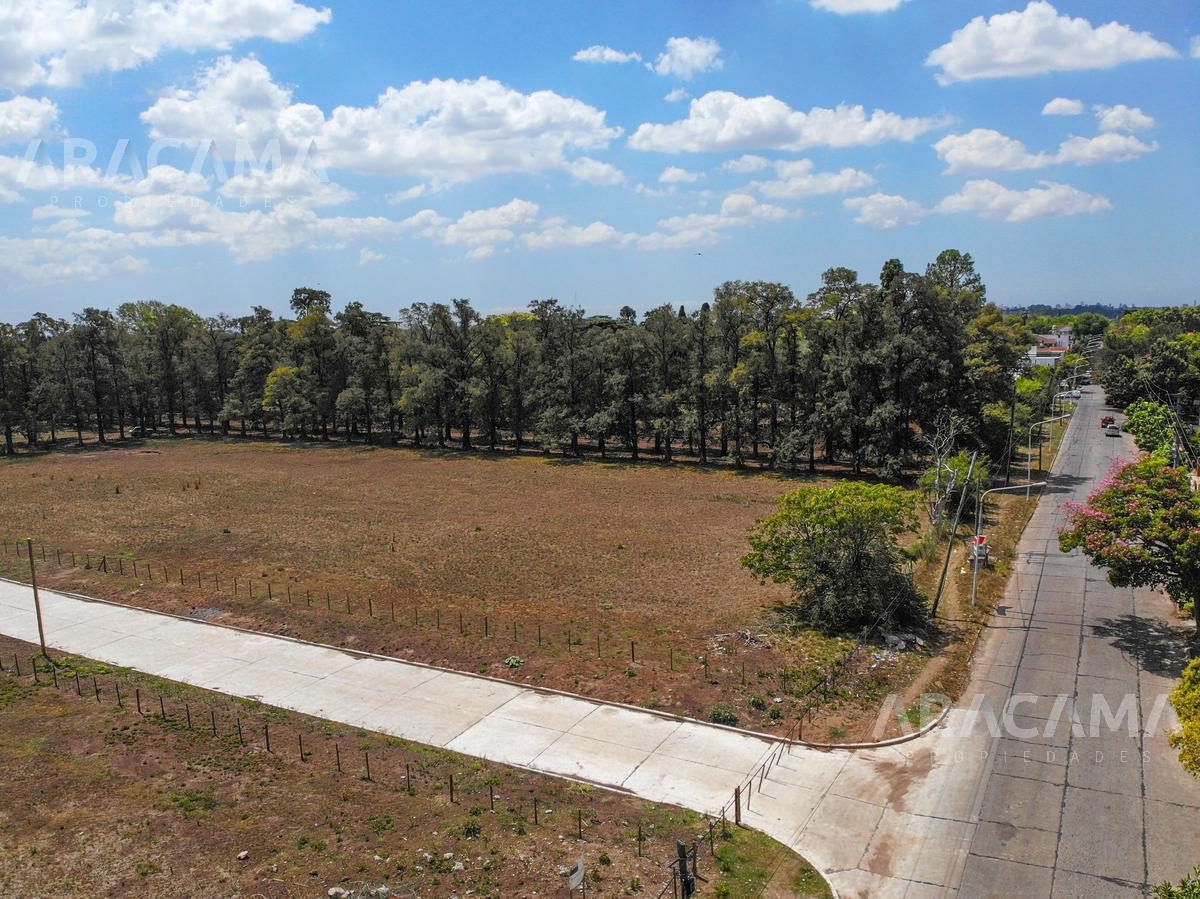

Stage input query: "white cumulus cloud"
[
  {"left": 386, "top": 184, "right": 428, "bottom": 204},
  {"left": 664, "top": 88, "right": 690, "bottom": 103},
  {"left": 659, "top": 165, "right": 701, "bottom": 184},
  {"left": 721, "top": 154, "right": 770, "bottom": 173},
  {"left": 810, "top": 0, "right": 908, "bottom": 13},
  {"left": 630, "top": 91, "right": 948, "bottom": 153},
  {"left": 844, "top": 193, "right": 928, "bottom": 229},
  {"left": 0, "top": 96, "right": 60, "bottom": 145},
  {"left": 638, "top": 193, "right": 796, "bottom": 250},
  {"left": 31, "top": 203, "right": 90, "bottom": 220},
  {"left": 1042, "top": 97, "right": 1084, "bottom": 116},
  {"left": 572, "top": 45, "right": 642, "bottom": 65},
  {"left": 217, "top": 166, "right": 354, "bottom": 207},
  {"left": 935, "top": 129, "right": 1053, "bottom": 173},
  {"left": 1054, "top": 133, "right": 1157, "bottom": 165},
  {"left": 1093, "top": 103, "right": 1155, "bottom": 132},
  {"left": 112, "top": 191, "right": 425, "bottom": 262},
  {"left": 566, "top": 157, "right": 626, "bottom": 186},
  {"left": 926, "top": 2, "right": 1178, "bottom": 85},
  {"left": 845, "top": 178, "right": 1114, "bottom": 228},
  {"left": 934, "top": 178, "right": 1113, "bottom": 222},
  {"left": 439, "top": 198, "right": 541, "bottom": 260},
  {"left": 522, "top": 220, "right": 632, "bottom": 251},
  {"left": 934, "top": 127, "right": 1157, "bottom": 173},
  {"left": 358, "top": 248, "right": 384, "bottom": 266},
  {"left": 752, "top": 158, "right": 874, "bottom": 198},
  {"left": 142, "top": 58, "right": 622, "bottom": 186},
  {"left": 0, "top": 0, "right": 330, "bottom": 91},
  {"left": 651, "top": 37, "right": 723, "bottom": 80}
]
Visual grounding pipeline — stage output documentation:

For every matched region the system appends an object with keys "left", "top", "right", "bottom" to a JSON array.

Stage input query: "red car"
[{"left": 1100, "top": 415, "right": 1115, "bottom": 428}]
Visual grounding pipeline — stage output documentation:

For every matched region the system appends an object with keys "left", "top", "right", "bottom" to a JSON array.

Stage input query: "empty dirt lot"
[{"left": 0, "top": 438, "right": 936, "bottom": 737}]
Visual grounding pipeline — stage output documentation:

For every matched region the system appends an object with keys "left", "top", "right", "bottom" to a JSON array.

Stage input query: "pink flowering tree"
[{"left": 1059, "top": 455, "right": 1200, "bottom": 614}]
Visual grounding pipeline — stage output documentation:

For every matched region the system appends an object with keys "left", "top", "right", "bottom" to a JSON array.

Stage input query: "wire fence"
[
  {"left": 0, "top": 536, "right": 855, "bottom": 731},
  {"left": 0, "top": 636, "right": 745, "bottom": 897}
]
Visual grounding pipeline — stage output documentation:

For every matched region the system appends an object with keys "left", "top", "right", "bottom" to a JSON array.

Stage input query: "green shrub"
[
  {"left": 709, "top": 704, "right": 738, "bottom": 727},
  {"left": 1170, "top": 659, "right": 1200, "bottom": 774},
  {"left": 1155, "top": 866, "right": 1200, "bottom": 898},
  {"left": 504, "top": 655, "right": 524, "bottom": 669}
]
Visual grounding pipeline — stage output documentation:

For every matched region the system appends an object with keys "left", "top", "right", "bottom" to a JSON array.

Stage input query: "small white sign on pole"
[{"left": 568, "top": 854, "right": 585, "bottom": 891}]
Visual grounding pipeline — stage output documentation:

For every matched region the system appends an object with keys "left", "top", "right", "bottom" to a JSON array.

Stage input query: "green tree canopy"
[
  {"left": 1124, "top": 399, "right": 1176, "bottom": 458},
  {"left": 1059, "top": 456, "right": 1200, "bottom": 614},
  {"left": 742, "top": 481, "right": 928, "bottom": 633}
]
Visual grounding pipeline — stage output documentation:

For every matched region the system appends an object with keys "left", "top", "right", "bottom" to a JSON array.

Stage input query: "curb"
[{"left": 0, "top": 572, "right": 957, "bottom": 753}]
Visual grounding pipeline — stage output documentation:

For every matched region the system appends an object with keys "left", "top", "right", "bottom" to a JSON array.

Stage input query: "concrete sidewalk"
[{"left": 0, "top": 575, "right": 990, "bottom": 896}]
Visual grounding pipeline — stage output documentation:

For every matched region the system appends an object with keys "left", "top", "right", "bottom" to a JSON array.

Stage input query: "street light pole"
[
  {"left": 972, "top": 483, "right": 1047, "bottom": 607},
  {"left": 25, "top": 538, "right": 47, "bottom": 658},
  {"left": 1027, "top": 414, "right": 1071, "bottom": 497}
]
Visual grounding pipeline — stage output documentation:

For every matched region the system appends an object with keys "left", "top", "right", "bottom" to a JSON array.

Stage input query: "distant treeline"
[
  {"left": 0, "top": 250, "right": 1054, "bottom": 478},
  {"left": 1003, "top": 303, "right": 1133, "bottom": 320}
]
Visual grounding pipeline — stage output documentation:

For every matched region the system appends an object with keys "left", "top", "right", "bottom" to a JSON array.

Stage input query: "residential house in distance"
[{"left": 1028, "top": 324, "right": 1072, "bottom": 367}]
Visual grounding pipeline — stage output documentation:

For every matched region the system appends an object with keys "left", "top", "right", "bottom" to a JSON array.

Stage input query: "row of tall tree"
[
  {"left": 0, "top": 250, "right": 1039, "bottom": 478},
  {"left": 1099, "top": 305, "right": 1200, "bottom": 467}
]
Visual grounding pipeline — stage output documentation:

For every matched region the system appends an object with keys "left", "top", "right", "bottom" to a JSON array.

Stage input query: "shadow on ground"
[{"left": 1090, "top": 613, "right": 1198, "bottom": 678}]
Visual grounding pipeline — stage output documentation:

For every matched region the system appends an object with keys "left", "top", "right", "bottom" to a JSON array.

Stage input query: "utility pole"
[
  {"left": 26, "top": 538, "right": 47, "bottom": 658},
  {"left": 1004, "top": 375, "right": 1017, "bottom": 486},
  {"left": 932, "top": 451, "right": 977, "bottom": 616},
  {"left": 1027, "top": 414, "right": 1070, "bottom": 498},
  {"left": 972, "top": 484, "right": 1046, "bottom": 607}
]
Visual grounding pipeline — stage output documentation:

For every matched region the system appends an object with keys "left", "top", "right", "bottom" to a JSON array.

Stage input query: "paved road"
[
  {"left": 0, "top": 385, "right": 1195, "bottom": 897},
  {"left": 957, "top": 388, "right": 1200, "bottom": 896}
]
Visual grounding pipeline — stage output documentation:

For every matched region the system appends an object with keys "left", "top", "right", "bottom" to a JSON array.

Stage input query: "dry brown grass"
[
  {"left": 0, "top": 431, "right": 1050, "bottom": 742},
  {"left": 1, "top": 439, "right": 795, "bottom": 630},
  {"left": 0, "top": 634, "right": 829, "bottom": 898},
  {"left": 2, "top": 439, "right": 857, "bottom": 731}
]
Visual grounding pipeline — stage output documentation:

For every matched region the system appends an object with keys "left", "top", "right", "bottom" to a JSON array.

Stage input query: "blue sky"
[{"left": 1, "top": 0, "right": 1197, "bottom": 321}]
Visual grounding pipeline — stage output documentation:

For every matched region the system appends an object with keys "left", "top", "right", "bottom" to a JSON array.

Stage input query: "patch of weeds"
[
  {"left": 163, "top": 789, "right": 217, "bottom": 816},
  {"left": 104, "top": 724, "right": 138, "bottom": 746},
  {"left": 135, "top": 861, "right": 161, "bottom": 877},
  {"left": 462, "top": 821, "right": 482, "bottom": 839},
  {"left": 0, "top": 678, "right": 32, "bottom": 703},
  {"left": 368, "top": 815, "right": 394, "bottom": 834},
  {"left": 793, "top": 865, "right": 833, "bottom": 896},
  {"left": 748, "top": 695, "right": 767, "bottom": 711},
  {"left": 708, "top": 704, "right": 738, "bottom": 727},
  {"left": 504, "top": 655, "right": 524, "bottom": 670}
]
